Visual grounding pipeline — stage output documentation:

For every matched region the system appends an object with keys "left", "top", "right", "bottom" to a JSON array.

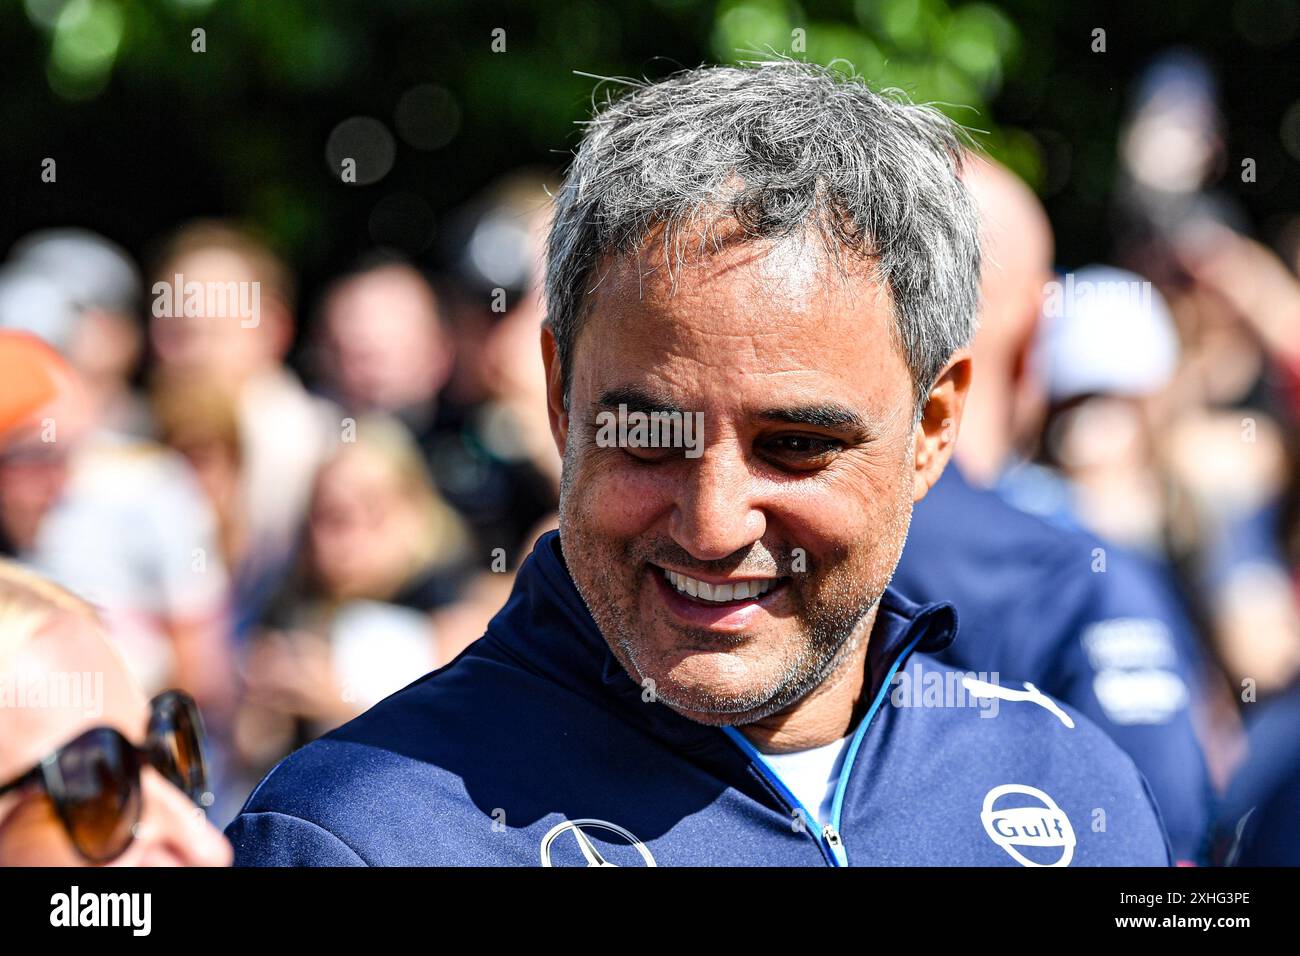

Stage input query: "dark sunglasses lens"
[
  {"left": 148, "top": 693, "right": 207, "bottom": 803},
  {"left": 50, "top": 728, "right": 140, "bottom": 864}
]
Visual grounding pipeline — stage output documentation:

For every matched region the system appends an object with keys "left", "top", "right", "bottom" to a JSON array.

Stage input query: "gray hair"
[{"left": 545, "top": 60, "right": 982, "bottom": 412}]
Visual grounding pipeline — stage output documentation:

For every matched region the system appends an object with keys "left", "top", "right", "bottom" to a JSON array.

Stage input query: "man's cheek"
[
  {"left": 573, "top": 458, "right": 668, "bottom": 530},
  {"left": 782, "top": 501, "right": 860, "bottom": 565}
]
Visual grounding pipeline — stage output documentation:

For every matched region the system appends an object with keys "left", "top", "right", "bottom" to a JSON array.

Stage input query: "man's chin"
[{"left": 634, "top": 648, "right": 783, "bottom": 724}]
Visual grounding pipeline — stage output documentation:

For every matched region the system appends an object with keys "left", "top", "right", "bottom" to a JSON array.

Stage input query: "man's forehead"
[
  {"left": 575, "top": 231, "right": 905, "bottom": 405},
  {"left": 591, "top": 227, "right": 888, "bottom": 314}
]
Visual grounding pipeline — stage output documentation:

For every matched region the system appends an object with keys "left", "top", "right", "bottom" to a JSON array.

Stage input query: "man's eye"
[
  {"left": 761, "top": 434, "right": 843, "bottom": 466},
  {"left": 621, "top": 445, "right": 678, "bottom": 463}
]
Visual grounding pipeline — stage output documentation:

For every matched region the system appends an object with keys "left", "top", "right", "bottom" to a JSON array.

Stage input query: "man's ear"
[
  {"left": 540, "top": 323, "right": 569, "bottom": 457},
  {"left": 912, "top": 349, "right": 972, "bottom": 502}
]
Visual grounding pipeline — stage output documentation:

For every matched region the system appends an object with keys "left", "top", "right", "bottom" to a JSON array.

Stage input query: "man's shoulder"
[
  {"left": 227, "top": 719, "right": 465, "bottom": 865},
  {"left": 239, "top": 639, "right": 533, "bottom": 778},
  {"left": 226, "top": 638, "right": 639, "bottom": 865},
  {"left": 891, "top": 652, "right": 1154, "bottom": 773},
  {"left": 878, "top": 652, "right": 1173, "bottom": 864},
  {"left": 227, "top": 657, "right": 499, "bottom": 864}
]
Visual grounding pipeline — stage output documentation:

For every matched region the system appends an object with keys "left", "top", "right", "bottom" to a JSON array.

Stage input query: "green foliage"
[
  {"left": 710, "top": 0, "right": 1030, "bottom": 180},
  {"left": 3, "top": 0, "right": 1292, "bottom": 275}
]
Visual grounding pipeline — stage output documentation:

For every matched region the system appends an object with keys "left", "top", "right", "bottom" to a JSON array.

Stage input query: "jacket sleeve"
[{"left": 226, "top": 811, "right": 368, "bottom": 866}]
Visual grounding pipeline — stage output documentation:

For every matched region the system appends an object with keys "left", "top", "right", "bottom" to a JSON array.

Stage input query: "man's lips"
[{"left": 646, "top": 563, "right": 789, "bottom": 632}]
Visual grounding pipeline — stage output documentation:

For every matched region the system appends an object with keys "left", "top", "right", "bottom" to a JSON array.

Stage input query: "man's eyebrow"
[
  {"left": 592, "top": 389, "right": 878, "bottom": 435},
  {"left": 756, "top": 403, "right": 874, "bottom": 434},
  {"left": 593, "top": 386, "right": 688, "bottom": 416}
]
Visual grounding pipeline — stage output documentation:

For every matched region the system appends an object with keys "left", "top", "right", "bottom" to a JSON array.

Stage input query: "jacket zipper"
[
  {"left": 723, "top": 726, "right": 848, "bottom": 866},
  {"left": 722, "top": 630, "right": 926, "bottom": 867}
]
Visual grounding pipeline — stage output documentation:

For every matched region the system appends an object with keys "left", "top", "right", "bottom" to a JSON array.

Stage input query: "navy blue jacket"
[
  {"left": 227, "top": 531, "right": 1172, "bottom": 866},
  {"left": 1218, "top": 682, "right": 1300, "bottom": 866},
  {"left": 892, "top": 465, "right": 1214, "bottom": 863}
]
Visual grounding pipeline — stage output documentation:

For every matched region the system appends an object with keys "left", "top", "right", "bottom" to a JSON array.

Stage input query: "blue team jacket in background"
[
  {"left": 892, "top": 465, "right": 1215, "bottom": 864},
  {"left": 1218, "top": 681, "right": 1300, "bottom": 865},
  {"left": 227, "top": 530, "right": 1172, "bottom": 866}
]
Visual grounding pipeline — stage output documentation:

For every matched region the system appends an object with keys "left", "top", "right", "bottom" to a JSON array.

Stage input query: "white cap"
[
  {"left": 0, "top": 267, "right": 79, "bottom": 350},
  {"left": 10, "top": 228, "right": 141, "bottom": 314},
  {"left": 1037, "top": 265, "right": 1178, "bottom": 401}
]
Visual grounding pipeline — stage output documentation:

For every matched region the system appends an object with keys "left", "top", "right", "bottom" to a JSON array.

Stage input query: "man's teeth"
[{"left": 663, "top": 569, "right": 775, "bottom": 603}]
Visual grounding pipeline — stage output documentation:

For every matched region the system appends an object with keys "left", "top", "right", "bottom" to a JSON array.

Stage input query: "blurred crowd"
[
  {"left": 0, "top": 174, "right": 562, "bottom": 824},
  {"left": 1, "top": 50, "right": 1298, "bottom": 859}
]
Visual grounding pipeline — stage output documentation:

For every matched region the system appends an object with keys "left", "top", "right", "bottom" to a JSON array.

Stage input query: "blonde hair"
[
  {"left": 320, "top": 415, "right": 470, "bottom": 574},
  {"left": 151, "top": 219, "right": 296, "bottom": 312},
  {"left": 150, "top": 376, "right": 243, "bottom": 463},
  {"left": 0, "top": 560, "right": 102, "bottom": 667}
]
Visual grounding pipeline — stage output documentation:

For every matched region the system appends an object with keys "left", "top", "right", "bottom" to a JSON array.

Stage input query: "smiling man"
[{"left": 228, "top": 62, "right": 1172, "bottom": 866}]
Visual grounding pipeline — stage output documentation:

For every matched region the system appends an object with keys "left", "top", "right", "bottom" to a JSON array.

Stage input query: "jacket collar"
[{"left": 485, "top": 530, "right": 957, "bottom": 748}]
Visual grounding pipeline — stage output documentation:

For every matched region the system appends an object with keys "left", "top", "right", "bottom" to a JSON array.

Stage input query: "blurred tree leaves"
[
  {"left": 710, "top": 0, "right": 1034, "bottom": 182},
  {"left": 3, "top": 0, "right": 1297, "bottom": 282}
]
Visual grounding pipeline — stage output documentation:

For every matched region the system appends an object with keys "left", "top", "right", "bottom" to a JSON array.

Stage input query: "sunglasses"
[{"left": 0, "top": 690, "right": 210, "bottom": 864}]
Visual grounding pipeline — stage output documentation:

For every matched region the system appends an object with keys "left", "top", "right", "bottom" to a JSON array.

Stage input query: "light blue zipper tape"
[
  {"left": 723, "top": 628, "right": 927, "bottom": 867},
  {"left": 722, "top": 725, "right": 845, "bottom": 866},
  {"left": 827, "top": 631, "right": 927, "bottom": 854}
]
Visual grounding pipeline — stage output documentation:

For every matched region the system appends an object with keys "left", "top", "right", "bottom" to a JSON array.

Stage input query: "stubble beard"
[{"left": 556, "top": 441, "right": 915, "bottom": 727}]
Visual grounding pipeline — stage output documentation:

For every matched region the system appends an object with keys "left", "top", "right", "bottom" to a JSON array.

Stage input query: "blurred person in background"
[
  {"left": 0, "top": 229, "right": 150, "bottom": 437},
  {"left": 893, "top": 160, "right": 1218, "bottom": 863},
  {"left": 1027, "top": 263, "right": 1254, "bottom": 780},
  {"left": 1159, "top": 204, "right": 1300, "bottom": 866},
  {"left": 1102, "top": 50, "right": 1300, "bottom": 870},
  {"left": 433, "top": 172, "right": 561, "bottom": 562},
  {"left": 313, "top": 256, "right": 455, "bottom": 439},
  {"left": 312, "top": 243, "right": 560, "bottom": 554},
  {"left": 1019, "top": 265, "right": 1180, "bottom": 553},
  {"left": 0, "top": 328, "right": 233, "bottom": 725},
  {"left": 1026, "top": 258, "right": 1299, "bottom": 700},
  {"left": 1103, "top": 50, "right": 1300, "bottom": 698},
  {"left": 0, "top": 287, "right": 231, "bottom": 864},
  {"left": 148, "top": 221, "right": 340, "bottom": 566},
  {"left": 310, "top": 250, "right": 553, "bottom": 646},
  {"left": 0, "top": 559, "right": 231, "bottom": 866},
  {"left": 233, "top": 415, "right": 474, "bottom": 779},
  {"left": 151, "top": 378, "right": 283, "bottom": 644},
  {"left": 1169, "top": 226, "right": 1300, "bottom": 695}
]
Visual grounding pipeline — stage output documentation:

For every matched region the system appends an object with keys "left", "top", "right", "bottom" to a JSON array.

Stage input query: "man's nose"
[
  {"left": 126, "top": 768, "right": 232, "bottom": 867},
  {"left": 668, "top": 439, "right": 766, "bottom": 562}
]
